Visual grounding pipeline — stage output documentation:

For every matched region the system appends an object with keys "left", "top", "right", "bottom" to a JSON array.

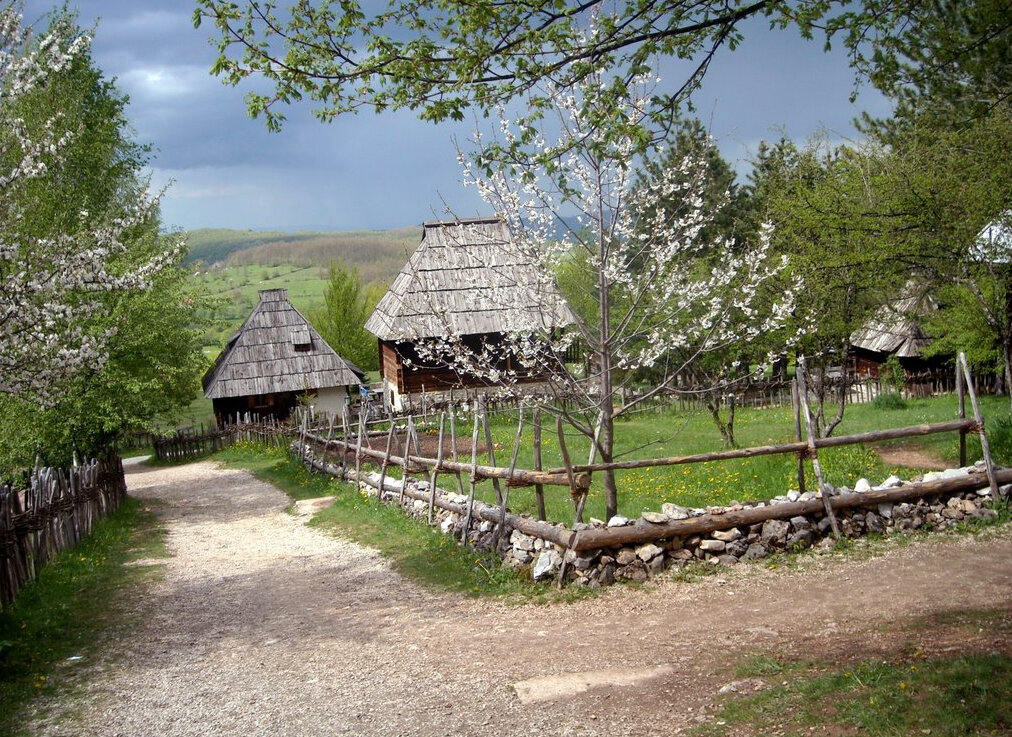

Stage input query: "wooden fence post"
[
  {"left": 956, "top": 359, "right": 967, "bottom": 468},
  {"left": 462, "top": 413, "right": 481, "bottom": 543},
  {"left": 533, "top": 407, "right": 547, "bottom": 522},
  {"left": 791, "top": 378, "right": 806, "bottom": 493},
  {"left": 377, "top": 413, "right": 395, "bottom": 505},
  {"left": 555, "top": 416, "right": 583, "bottom": 524},
  {"left": 797, "top": 356, "right": 842, "bottom": 539},
  {"left": 494, "top": 407, "right": 525, "bottom": 548},
  {"left": 428, "top": 412, "right": 445, "bottom": 524},
  {"left": 481, "top": 396, "right": 504, "bottom": 506},
  {"left": 958, "top": 352, "right": 1001, "bottom": 499}
]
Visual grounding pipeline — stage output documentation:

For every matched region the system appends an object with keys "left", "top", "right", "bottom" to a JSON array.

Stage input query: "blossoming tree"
[
  {"left": 436, "top": 72, "right": 800, "bottom": 519},
  {"left": 0, "top": 5, "right": 178, "bottom": 401}
]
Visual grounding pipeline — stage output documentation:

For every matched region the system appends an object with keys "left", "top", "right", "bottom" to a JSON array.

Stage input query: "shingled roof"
[
  {"left": 850, "top": 285, "right": 938, "bottom": 359},
  {"left": 364, "top": 216, "right": 575, "bottom": 341},
  {"left": 203, "top": 288, "right": 362, "bottom": 400}
]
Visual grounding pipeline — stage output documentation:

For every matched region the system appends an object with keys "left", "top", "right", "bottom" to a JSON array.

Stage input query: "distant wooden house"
[
  {"left": 364, "top": 216, "right": 575, "bottom": 409},
  {"left": 203, "top": 288, "right": 364, "bottom": 424},
  {"left": 850, "top": 286, "right": 941, "bottom": 376}
]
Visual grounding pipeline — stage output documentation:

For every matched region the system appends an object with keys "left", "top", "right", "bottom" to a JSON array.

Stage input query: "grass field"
[{"left": 695, "top": 613, "right": 1012, "bottom": 737}]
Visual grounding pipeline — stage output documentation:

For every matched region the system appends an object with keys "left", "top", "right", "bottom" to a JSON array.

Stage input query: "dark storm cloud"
[{"left": 17, "top": 2, "right": 889, "bottom": 231}]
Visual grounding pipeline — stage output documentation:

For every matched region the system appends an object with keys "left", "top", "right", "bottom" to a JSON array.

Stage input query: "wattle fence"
[{"left": 0, "top": 457, "right": 127, "bottom": 608}]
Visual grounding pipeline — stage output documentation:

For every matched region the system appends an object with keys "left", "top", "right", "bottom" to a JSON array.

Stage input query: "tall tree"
[
  {"left": 747, "top": 136, "right": 911, "bottom": 436},
  {"left": 0, "top": 5, "right": 180, "bottom": 402},
  {"left": 307, "top": 259, "right": 381, "bottom": 372},
  {"left": 443, "top": 73, "right": 797, "bottom": 519},
  {"left": 632, "top": 119, "right": 767, "bottom": 447},
  {"left": 0, "top": 6, "right": 202, "bottom": 468}
]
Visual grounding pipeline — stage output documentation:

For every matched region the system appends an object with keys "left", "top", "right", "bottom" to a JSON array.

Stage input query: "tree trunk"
[
  {"left": 595, "top": 175, "right": 618, "bottom": 521},
  {"left": 1004, "top": 273, "right": 1012, "bottom": 415},
  {"left": 706, "top": 392, "right": 737, "bottom": 448}
]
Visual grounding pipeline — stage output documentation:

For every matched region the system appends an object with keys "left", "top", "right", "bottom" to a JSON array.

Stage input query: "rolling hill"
[{"left": 187, "top": 227, "right": 420, "bottom": 351}]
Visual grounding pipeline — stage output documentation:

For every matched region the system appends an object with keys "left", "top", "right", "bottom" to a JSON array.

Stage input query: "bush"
[
  {"left": 872, "top": 392, "right": 907, "bottom": 410},
  {"left": 986, "top": 415, "right": 1012, "bottom": 466}
]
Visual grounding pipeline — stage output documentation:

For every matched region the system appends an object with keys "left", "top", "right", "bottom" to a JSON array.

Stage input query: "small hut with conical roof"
[
  {"left": 365, "top": 216, "right": 575, "bottom": 409},
  {"left": 203, "top": 288, "right": 364, "bottom": 424}
]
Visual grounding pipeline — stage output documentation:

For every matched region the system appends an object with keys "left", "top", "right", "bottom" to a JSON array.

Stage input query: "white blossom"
[
  {"left": 443, "top": 64, "right": 800, "bottom": 424},
  {"left": 0, "top": 6, "right": 180, "bottom": 400}
]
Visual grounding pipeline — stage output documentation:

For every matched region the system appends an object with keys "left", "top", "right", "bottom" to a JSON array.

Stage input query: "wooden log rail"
[
  {"left": 301, "top": 445, "right": 1008, "bottom": 555},
  {"left": 546, "top": 419, "right": 978, "bottom": 475},
  {"left": 566, "top": 467, "right": 1012, "bottom": 552},
  {"left": 302, "top": 430, "right": 590, "bottom": 490}
]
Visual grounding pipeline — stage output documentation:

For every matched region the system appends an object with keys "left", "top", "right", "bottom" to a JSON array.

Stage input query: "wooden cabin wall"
[{"left": 379, "top": 336, "right": 553, "bottom": 395}]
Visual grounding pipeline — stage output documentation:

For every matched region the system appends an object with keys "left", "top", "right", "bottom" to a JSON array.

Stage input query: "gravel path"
[{"left": 25, "top": 459, "right": 1012, "bottom": 736}]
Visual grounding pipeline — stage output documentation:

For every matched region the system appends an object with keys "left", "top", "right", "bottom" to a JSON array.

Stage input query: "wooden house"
[
  {"left": 850, "top": 286, "right": 940, "bottom": 376},
  {"left": 202, "top": 288, "right": 364, "bottom": 424},
  {"left": 364, "top": 216, "right": 575, "bottom": 409}
]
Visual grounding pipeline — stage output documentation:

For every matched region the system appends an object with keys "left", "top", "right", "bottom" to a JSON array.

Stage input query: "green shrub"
[
  {"left": 986, "top": 415, "right": 1012, "bottom": 466},
  {"left": 872, "top": 392, "right": 907, "bottom": 410}
]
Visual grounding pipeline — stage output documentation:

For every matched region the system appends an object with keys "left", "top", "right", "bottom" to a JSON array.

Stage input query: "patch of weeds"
[
  {"left": 871, "top": 392, "right": 908, "bottom": 410},
  {"left": 986, "top": 415, "right": 1012, "bottom": 466},
  {"left": 735, "top": 654, "right": 794, "bottom": 678},
  {"left": 694, "top": 651, "right": 1012, "bottom": 737},
  {"left": 0, "top": 497, "right": 168, "bottom": 736},
  {"left": 667, "top": 560, "right": 726, "bottom": 583}
]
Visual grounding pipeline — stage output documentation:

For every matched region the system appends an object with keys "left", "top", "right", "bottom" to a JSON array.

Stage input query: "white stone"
[
  {"left": 879, "top": 474, "right": 903, "bottom": 489},
  {"left": 641, "top": 511, "right": 669, "bottom": 524},
  {"left": 532, "top": 550, "right": 562, "bottom": 580},
  {"left": 854, "top": 478, "right": 872, "bottom": 493},
  {"left": 635, "top": 543, "right": 664, "bottom": 561},
  {"left": 607, "top": 515, "right": 630, "bottom": 527},
  {"left": 787, "top": 490, "right": 802, "bottom": 502},
  {"left": 712, "top": 528, "right": 742, "bottom": 542},
  {"left": 440, "top": 516, "right": 455, "bottom": 534},
  {"left": 661, "top": 503, "right": 692, "bottom": 520}
]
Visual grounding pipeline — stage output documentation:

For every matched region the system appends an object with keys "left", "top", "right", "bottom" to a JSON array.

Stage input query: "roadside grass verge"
[
  {"left": 215, "top": 442, "right": 591, "bottom": 602},
  {"left": 0, "top": 497, "right": 168, "bottom": 736},
  {"left": 695, "top": 624, "right": 1012, "bottom": 737}
]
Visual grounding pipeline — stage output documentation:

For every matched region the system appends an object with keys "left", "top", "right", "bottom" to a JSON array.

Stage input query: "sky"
[{"left": 19, "top": 1, "right": 892, "bottom": 233}]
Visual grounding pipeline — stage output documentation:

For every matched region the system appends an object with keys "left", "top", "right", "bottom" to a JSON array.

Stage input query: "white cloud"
[{"left": 121, "top": 65, "right": 206, "bottom": 100}]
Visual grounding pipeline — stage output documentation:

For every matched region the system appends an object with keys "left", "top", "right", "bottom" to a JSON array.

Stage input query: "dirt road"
[{"left": 26, "top": 459, "right": 1012, "bottom": 736}]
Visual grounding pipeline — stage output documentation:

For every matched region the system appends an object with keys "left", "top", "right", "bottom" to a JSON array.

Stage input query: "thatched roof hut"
[
  {"left": 365, "top": 216, "right": 575, "bottom": 406},
  {"left": 203, "top": 288, "right": 363, "bottom": 423}
]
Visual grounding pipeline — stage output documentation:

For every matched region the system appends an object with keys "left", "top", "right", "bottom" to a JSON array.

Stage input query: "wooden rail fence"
[
  {"left": 0, "top": 457, "right": 127, "bottom": 608},
  {"left": 296, "top": 353, "right": 1001, "bottom": 549},
  {"left": 152, "top": 416, "right": 291, "bottom": 462}
]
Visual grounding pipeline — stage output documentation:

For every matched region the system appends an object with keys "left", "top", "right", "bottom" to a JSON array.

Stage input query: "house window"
[{"left": 291, "top": 326, "right": 312, "bottom": 352}]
